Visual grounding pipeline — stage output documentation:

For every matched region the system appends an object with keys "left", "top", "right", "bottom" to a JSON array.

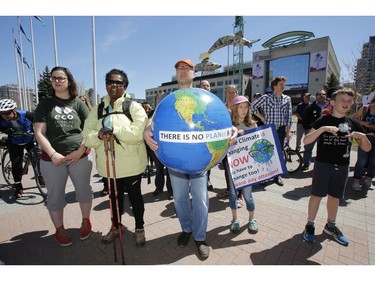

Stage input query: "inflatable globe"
[{"left": 152, "top": 88, "right": 232, "bottom": 174}]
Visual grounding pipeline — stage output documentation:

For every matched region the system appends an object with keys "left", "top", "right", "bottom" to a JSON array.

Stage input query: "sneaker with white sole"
[
  {"left": 351, "top": 180, "right": 362, "bottom": 192},
  {"left": 362, "top": 177, "right": 373, "bottom": 190},
  {"left": 323, "top": 224, "right": 349, "bottom": 246},
  {"left": 303, "top": 224, "right": 316, "bottom": 243}
]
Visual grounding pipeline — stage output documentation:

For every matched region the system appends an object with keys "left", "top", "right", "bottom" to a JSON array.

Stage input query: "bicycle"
[
  {"left": 1, "top": 133, "right": 47, "bottom": 197},
  {"left": 283, "top": 139, "right": 303, "bottom": 174}
]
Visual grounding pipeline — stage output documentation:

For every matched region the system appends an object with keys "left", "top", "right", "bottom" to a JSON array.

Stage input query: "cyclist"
[{"left": 0, "top": 98, "right": 44, "bottom": 198}]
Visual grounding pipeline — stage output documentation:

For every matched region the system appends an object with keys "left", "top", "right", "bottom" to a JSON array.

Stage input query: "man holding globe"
[{"left": 144, "top": 59, "right": 237, "bottom": 260}]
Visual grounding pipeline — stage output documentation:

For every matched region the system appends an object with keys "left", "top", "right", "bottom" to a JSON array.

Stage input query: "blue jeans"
[
  {"left": 169, "top": 169, "right": 208, "bottom": 241},
  {"left": 229, "top": 184, "right": 255, "bottom": 211},
  {"left": 225, "top": 157, "right": 255, "bottom": 211},
  {"left": 303, "top": 140, "right": 316, "bottom": 166},
  {"left": 353, "top": 135, "right": 375, "bottom": 179}
]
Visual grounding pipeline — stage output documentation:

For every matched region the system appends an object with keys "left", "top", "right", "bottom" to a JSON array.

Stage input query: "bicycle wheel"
[
  {"left": 2, "top": 149, "right": 14, "bottom": 187},
  {"left": 29, "top": 147, "right": 47, "bottom": 197},
  {"left": 284, "top": 148, "right": 302, "bottom": 174}
]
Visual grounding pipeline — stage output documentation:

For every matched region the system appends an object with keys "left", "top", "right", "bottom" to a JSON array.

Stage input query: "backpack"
[{"left": 97, "top": 98, "right": 133, "bottom": 122}]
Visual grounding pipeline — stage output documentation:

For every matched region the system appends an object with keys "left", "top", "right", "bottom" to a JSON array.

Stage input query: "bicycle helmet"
[{"left": 0, "top": 99, "right": 17, "bottom": 112}]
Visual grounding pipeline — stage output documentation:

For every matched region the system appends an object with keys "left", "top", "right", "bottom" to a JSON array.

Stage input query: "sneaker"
[
  {"left": 248, "top": 218, "right": 258, "bottom": 234},
  {"left": 301, "top": 164, "right": 309, "bottom": 171},
  {"left": 134, "top": 228, "right": 146, "bottom": 247},
  {"left": 274, "top": 176, "right": 284, "bottom": 186},
  {"left": 13, "top": 182, "right": 23, "bottom": 199},
  {"left": 80, "top": 218, "right": 92, "bottom": 240},
  {"left": 230, "top": 219, "right": 240, "bottom": 234},
  {"left": 323, "top": 224, "right": 349, "bottom": 246},
  {"left": 194, "top": 240, "right": 210, "bottom": 259},
  {"left": 177, "top": 231, "right": 191, "bottom": 247},
  {"left": 351, "top": 180, "right": 362, "bottom": 192},
  {"left": 101, "top": 224, "right": 126, "bottom": 244},
  {"left": 100, "top": 186, "right": 109, "bottom": 197},
  {"left": 362, "top": 177, "right": 373, "bottom": 190},
  {"left": 55, "top": 226, "right": 73, "bottom": 247},
  {"left": 303, "top": 224, "right": 316, "bottom": 243}
]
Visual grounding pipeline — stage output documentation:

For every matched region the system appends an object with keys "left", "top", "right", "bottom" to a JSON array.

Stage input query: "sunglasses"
[
  {"left": 106, "top": 80, "right": 125, "bottom": 87},
  {"left": 0, "top": 110, "right": 13, "bottom": 116}
]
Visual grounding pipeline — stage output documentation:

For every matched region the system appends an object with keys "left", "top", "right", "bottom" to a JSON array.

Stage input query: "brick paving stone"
[{"left": 1, "top": 128, "right": 375, "bottom": 270}]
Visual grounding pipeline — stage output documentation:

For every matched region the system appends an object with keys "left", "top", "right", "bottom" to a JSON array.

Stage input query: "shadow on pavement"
[{"left": 250, "top": 233, "right": 324, "bottom": 265}]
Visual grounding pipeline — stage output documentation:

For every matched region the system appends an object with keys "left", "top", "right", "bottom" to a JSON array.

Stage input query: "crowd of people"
[{"left": 0, "top": 58, "right": 372, "bottom": 261}]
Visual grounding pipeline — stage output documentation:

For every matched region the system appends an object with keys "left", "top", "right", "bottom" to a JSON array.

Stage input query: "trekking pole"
[
  {"left": 109, "top": 138, "right": 125, "bottom": 265},
  {"left": 104, "top": 139, "right": 117, "bottom": 263}
]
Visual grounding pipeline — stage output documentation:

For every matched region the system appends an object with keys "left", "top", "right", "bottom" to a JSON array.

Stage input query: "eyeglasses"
[
  {"left": 50, "top": 76, "right": 68, "bottom": 82},
  {"left": 106, "top": 80, "right": 125, "bottom": 87},
  {"left": 0, "top": 110, "right": 13, "bottom": 116},
  {"left": 176, "top": 66, "right": 193, "bottom": 72}
]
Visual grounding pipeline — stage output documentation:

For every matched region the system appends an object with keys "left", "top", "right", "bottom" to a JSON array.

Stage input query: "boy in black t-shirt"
[{"left": 302, "top": 88, "right": 371, "bottom": 246}]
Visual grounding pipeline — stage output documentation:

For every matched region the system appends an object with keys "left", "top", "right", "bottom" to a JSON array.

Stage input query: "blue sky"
[{"left": 1, "top": 2, "right": 374, "bottom": 104}]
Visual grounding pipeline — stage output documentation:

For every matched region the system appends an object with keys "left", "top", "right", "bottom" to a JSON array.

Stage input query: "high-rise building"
[
  {"left": 356, "top": 36, "right": 375, "bottom": 96},
  {"left": 0, "top": 84, "right": 35, "bottom": 110}
]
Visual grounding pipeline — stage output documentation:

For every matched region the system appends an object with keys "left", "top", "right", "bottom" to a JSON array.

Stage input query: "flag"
[
  {"left": 23, "top": 57, "right": 31, "bottom": 69},
  {"left": 34, "top": 16, "right": 45, "bottom": 27},
  {"left": 20, "top": 24, "right": 31, "bottom": 43},
  {"left": 14, "top": 39, "right": 21, "bottom": 56}
]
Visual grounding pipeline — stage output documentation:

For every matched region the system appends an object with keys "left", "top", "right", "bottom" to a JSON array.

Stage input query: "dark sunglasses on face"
[
  {"left": 0, "top": 110, "right": 13, "bottom": 116},
  {"left": 106, "top": 80, "right": 125, "bottom": 87}
]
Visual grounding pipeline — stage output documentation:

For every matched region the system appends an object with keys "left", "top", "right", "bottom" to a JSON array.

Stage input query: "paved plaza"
[{"left": 0, "top": 135, "right": 375, "bottom": 269}]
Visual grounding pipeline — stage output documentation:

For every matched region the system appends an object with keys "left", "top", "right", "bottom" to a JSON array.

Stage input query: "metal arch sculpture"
[{"left": 262, "top": 31, "right": 315, "bottom": 50}]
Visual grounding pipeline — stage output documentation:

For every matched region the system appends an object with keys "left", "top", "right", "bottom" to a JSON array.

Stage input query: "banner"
[
  {"left": 309, "top": 51, "right": 327, "bottom": 72},
  {"left": 226, "top": 124, "right": 287, "bottom": 190}
]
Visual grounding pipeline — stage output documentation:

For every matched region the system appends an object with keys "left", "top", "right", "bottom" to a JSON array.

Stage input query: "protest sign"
[{"left": 226, "top": 124, "right": 287, "bottom": 190}]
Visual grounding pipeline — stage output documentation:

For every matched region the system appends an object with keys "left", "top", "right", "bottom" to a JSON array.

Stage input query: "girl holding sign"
[{"left": 227, "top": 96, "right": 259, "bottom": 234}]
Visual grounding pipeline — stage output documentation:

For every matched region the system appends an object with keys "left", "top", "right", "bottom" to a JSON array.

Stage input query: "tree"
[
  {"left": 37, "top": 66, "right": 52, "bottom": 102},
  {"left": 323, "top": 73, "right": 340, "bottom": 98}
]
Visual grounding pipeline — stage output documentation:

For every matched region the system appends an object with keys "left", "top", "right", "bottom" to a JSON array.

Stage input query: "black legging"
[
  {"left": 7, "top": 141, "right": 36, "bottom": 183},
  {"left": 103, "top": 174, "right": 145, "bottom": 230}
]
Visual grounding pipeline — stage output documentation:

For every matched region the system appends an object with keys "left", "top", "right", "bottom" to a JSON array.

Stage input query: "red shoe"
[
  {"left": 55, "top": 226, "right": 73, "bottom": 247},
  {"left": 80, "top": 218, "right": 92, "bottom": 240}
]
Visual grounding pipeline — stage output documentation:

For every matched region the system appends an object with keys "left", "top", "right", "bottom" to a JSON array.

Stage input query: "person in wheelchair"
[{"left": 0, "top": 98, "right": 44, "bottom": 198}]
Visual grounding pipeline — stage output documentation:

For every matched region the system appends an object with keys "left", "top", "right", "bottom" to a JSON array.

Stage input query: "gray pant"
[{"left": 40, "top": 155, "right": 93, "bottom": 211}]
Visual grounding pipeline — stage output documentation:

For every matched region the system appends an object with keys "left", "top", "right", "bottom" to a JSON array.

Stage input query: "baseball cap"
[
  {"left": 232, "top": 96, "right": 250, "bottom": 106},
  {"left": 175, "top": 59, "right": 194, "bottom": 68},
  {"left": 304, "top": 93, "right": 311, "bottom": 97}
]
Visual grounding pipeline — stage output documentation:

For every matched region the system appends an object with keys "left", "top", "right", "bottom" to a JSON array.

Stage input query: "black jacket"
[{"left": 302, "top": 101, "right": 322, "bottom": 130}]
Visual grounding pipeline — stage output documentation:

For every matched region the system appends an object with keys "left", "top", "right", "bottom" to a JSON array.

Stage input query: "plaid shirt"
[{"left": 251, "top": 93, "right": 292, "bottom": 128}]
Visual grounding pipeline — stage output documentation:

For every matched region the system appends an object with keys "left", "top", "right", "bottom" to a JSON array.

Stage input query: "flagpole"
[
  {"left": 29, "top": 16, "right": 39, "bottom": 107},
  {"left": 52, "top": 16, "right": 58, "bottom": 66},
  {"left": 12, "top": 29, "right": 22, "bottom": 102},
  {"left": 92, "top": 16, "right": 98, "bottom": 106},
  {"left": 17, "top": 16, "right": 26, "bottom": 110}
]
